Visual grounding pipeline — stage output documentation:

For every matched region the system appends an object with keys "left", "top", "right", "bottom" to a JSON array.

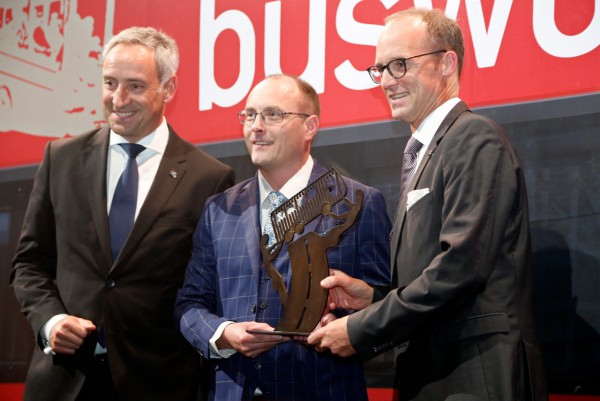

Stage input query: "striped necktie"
[{"left": 399, "top": 137, "right": 423, "bottom": 203}]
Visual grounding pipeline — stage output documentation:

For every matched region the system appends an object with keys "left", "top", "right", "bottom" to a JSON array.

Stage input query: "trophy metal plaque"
[{"left": 249, "top": 168, "right": 364, "bottom": 336}]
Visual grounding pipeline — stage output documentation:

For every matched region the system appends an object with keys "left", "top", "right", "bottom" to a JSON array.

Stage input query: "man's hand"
[
  {"left": 323, "top": 269, "right": 374, "bottom": 311},
  {"left": 217, "top": 322, "right": 289, "bottom": 358},
  {"left": 49, "top": 316, "right": 96, "bottom": 354},
  {"left": 307, "top": 315, "right": 356, "bottom": 357},
  {"left": 294, "top": 269, "right": 374, "bottom": 344}
]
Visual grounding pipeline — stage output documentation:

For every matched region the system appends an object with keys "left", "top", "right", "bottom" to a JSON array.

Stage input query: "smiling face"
[
  {"left": 242, "top": 76, "right": 318, "bottom": 188},
  {"left": 375, "top": 15, "right": 453, "bottom": 131},
  {"left": 102, "top": 43, "right": 176, "bottom": 143}
]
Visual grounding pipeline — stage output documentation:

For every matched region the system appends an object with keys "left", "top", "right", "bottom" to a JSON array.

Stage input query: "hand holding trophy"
[{"left": 248, "top": 169, "right": 364, "bottom": 336}]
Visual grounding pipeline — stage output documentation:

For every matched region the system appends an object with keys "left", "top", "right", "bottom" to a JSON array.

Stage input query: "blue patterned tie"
[
  {"left": 263, "top": 191, "right": 287, "bottom": 247},
  {"left": 399, "top": 137, "right": 423, "bottom": 203},
  {"left": 109, "top": 143, "right": 146, "bottom": 262}
]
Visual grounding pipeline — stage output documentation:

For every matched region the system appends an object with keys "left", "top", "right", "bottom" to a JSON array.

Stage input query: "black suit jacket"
[
  {"left": 11, "top": 126, "right": 234, "bottom": 401},
  {"left": 348, "top": 102, "right": 548, "bottom": 401}
]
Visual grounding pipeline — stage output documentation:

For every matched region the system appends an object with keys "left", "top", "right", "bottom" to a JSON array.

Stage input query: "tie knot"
[
  {"left": 267, "top": 191, "right": 287, "bottom": 211},
  {"left": 404, "top": 137, "right": 423, "bottom": 155},
  {"left": 119, "top": 143, "right": 146, "bottom": 159}
]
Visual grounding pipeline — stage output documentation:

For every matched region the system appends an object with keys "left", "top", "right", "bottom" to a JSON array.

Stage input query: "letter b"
[{"left": 199, "top": 0, "right": 255, "bottom": 110}]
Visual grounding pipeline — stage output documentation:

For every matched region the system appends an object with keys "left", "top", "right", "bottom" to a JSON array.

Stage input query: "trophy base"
[{"left": 246, "top": 329, "right": 310, "bottom": 337}]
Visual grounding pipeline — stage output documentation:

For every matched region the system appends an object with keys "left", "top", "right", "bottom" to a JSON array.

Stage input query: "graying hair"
[{"left": 103, "top": 27, "right": 179, "bottom": 86}]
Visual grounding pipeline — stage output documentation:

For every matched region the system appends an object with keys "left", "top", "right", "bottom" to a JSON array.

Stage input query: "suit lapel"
[
  {"left": 112, "top": 128, "right": 186, "bottom": 268},
  {"left": 309, "top": 163, "right": 328, "bottom": 181},
  {"left": 239, "top": 177, "right": 263, "bottom": 275},
  {"left": 83, "top": 128, "right": 113, "bottom": 270},
  {"left": 390, "top": 102, "right": 471, "bottom": 271}
]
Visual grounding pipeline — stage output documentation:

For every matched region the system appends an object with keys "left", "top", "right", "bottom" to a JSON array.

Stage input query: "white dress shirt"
[{"left": 411, "top": 97, "right": 461, "bottom": 167}]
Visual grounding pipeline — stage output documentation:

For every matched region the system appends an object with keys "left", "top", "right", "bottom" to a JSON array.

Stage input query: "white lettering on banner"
[
  {"left": 334, "top": 0, "right": 385, "bottom": 90},
  {"left": 199, "top": 0, "right": 326, "bottom": 111},
  {"left": 264, "top": 0, "right": 326, "bottom": 92},
  {"left": 533, "top": 0, "right": 600, "bottom": 58},
  {"left": 334, "top": 0, "right": 506, "bottom": 89},
  {"left": 466, "top": 0, "right": 513, "bottom": 68},
  {"left": 406, "top": 0, "right": 511, "bottom": 68},
  {"left": 413, "top": 0, "right": 459, "bottom": 17},
  {"left": 199, "top": 0, "right": 255, "bottom": 110},
  {"left": 198, "top": 0, "right": 599, "bottom": 111}
]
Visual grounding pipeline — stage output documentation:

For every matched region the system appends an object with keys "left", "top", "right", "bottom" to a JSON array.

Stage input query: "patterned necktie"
[
  {"left": 399, "top": 137, "right": 423, "bottom": 203},
  {"left": 109, "top": 143, "right": 146, "bottom": 262},
  {"left": 263, "top": 191, "right": 287, "bottom": 247}
]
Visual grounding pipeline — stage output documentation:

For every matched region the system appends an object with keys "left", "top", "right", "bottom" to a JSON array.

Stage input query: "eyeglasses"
[
  {"left": 366, "top": 50, "right": 447, "bottom": 84},
  {"left": 238, "top": 109, "right": 310, "bottom": 126}
]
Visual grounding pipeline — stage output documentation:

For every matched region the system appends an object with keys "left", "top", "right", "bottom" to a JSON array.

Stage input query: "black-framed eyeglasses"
[
  {"left": 366, "top": 49, "right": 447, "bottom": 84},
  {"left": 238, "top": 109, "right": 310, "bottom": 126}
]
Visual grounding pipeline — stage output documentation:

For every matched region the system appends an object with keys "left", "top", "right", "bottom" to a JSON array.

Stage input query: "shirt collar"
[
  {"left": 412, "top": 97, "right": 461, "bottom": 149},
  {"left": 109, "top": 118, "right": 169, "bottom": 161},
  {"left": 258, "top": 155, "right": 314, "bottom": 207}
]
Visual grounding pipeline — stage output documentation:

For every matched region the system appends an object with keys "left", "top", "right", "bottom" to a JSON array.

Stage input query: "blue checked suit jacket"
[{"left": 176, "top": 163, "right": 391, "bottom": 401}]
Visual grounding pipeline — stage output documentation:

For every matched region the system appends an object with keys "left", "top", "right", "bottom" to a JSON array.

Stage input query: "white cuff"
[
  {"left": 209, "top": 321, "right": 236, "bottom": 359},
  {"left": 41, "top": 314, "right": 69, "bottom": 355}
]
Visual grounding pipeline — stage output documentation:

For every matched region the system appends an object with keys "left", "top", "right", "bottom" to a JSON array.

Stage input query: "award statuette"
[{"left": 248, "top": 169, "right": 363, "bottom": 336}]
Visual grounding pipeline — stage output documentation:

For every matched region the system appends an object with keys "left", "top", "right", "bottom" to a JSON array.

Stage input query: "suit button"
[
  {"left": 264, "top": 273, "right": 271, "bottom": 280},
  {"left": 105, "top": 280, "right": 116, "bottom": 289},
  {"left": 259, "top": 303, "right": 267, "bottom": 310},
  {"left": 255, "top": 363, "right": 261, "bottom": 370},
  {"left": 251, "top": 304, "right": 257, "bottom": 313}
]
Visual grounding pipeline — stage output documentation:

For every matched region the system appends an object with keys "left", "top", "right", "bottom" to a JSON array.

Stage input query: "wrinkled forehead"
[{"left": 102, "top": 44, "right": 159, "bottom": 80}]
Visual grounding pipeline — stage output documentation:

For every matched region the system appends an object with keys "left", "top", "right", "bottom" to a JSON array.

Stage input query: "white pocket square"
[{"left": 406, "top": 188, "right": 430, "bottom": 211}]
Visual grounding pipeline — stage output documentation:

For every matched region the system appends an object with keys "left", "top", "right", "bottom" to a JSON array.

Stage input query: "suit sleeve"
[
  {"left": 10, "top": 142, "right": 67, "bottom": 346},
  {"left": 175, "top": 197, "right": 228, "bottom": 358},
  {"left": 348, "top": 116, "right": 520, "bottom": 359},
  {"left": 352, "top": 186, "right": 392, "bottom": 287}
]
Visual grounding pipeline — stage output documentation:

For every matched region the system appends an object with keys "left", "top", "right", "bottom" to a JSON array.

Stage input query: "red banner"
[{"left": 1, "top": 0, "right": 599, "bottom": 167}]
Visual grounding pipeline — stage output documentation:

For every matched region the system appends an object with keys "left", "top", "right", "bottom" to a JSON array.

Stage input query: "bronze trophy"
[{"left": 249, "top": 169, "right": 363, "bottom": 336}]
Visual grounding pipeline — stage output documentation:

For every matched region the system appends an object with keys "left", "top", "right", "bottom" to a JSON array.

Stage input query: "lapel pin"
[{"left": 169, "top": 170, "right": 178, "bottom": 179}]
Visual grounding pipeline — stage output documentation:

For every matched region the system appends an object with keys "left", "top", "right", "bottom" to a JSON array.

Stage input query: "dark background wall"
[{"left": 1, "top": 93, "right": 599, "bottom": 394}]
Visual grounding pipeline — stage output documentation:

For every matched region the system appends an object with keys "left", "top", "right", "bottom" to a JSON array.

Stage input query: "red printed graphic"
[{"left": 1, "top": 0, "right": 599, "bottom": 167}]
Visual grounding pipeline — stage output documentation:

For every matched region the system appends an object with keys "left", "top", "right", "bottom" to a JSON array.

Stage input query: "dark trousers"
[{"left": 75, "top": 354, "right": 118, "bottom": 401}]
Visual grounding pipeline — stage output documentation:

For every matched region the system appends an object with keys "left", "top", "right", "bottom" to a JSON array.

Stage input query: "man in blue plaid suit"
[{"left": 175, "top": 74, "right": 391, "bottom": 401}]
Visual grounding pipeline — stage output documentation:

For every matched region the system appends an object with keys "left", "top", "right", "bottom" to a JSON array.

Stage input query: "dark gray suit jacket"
[
  {"left": 348, "top": 102, "right": 548, "bottom": 401},
  {"left": 11, "top": 126, "right": 234, "bottom": 401}
]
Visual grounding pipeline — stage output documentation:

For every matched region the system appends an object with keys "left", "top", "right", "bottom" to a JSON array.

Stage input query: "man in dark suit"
[
  {"left": 308, "top": 8, "right": 548, "bottom": 401},
  {"left": 175, "top": 74, "right": 391, "bottom": 401},
  {"left": 11, "top": 27, "right": 234, "bottom": 401}
]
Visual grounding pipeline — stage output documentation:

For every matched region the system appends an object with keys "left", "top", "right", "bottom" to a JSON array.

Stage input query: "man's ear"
[
  {"left": 441, "top": 51, "right": 458, "bottom": 77},
  {"left": 304, "top": 115, "right": 320, "bottom": 141},
  {"left": 162, "top": 75, "right": 178, "bottom": 103}
]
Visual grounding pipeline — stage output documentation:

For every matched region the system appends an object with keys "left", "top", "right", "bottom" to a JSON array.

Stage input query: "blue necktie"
[
  {"left": 109, "top": 143, "right": 146, "bottom": 262},
  {"left": 263, "top": 191, "right": 287, "bottom": 247}
]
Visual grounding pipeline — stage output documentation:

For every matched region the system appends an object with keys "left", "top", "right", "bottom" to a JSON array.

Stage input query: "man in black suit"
[
  {"left": 308, "top": 8, "right": 548, "bottom": 401},
  {"left": 11, "top": 26, "right": 234, "bottom": 401}
]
